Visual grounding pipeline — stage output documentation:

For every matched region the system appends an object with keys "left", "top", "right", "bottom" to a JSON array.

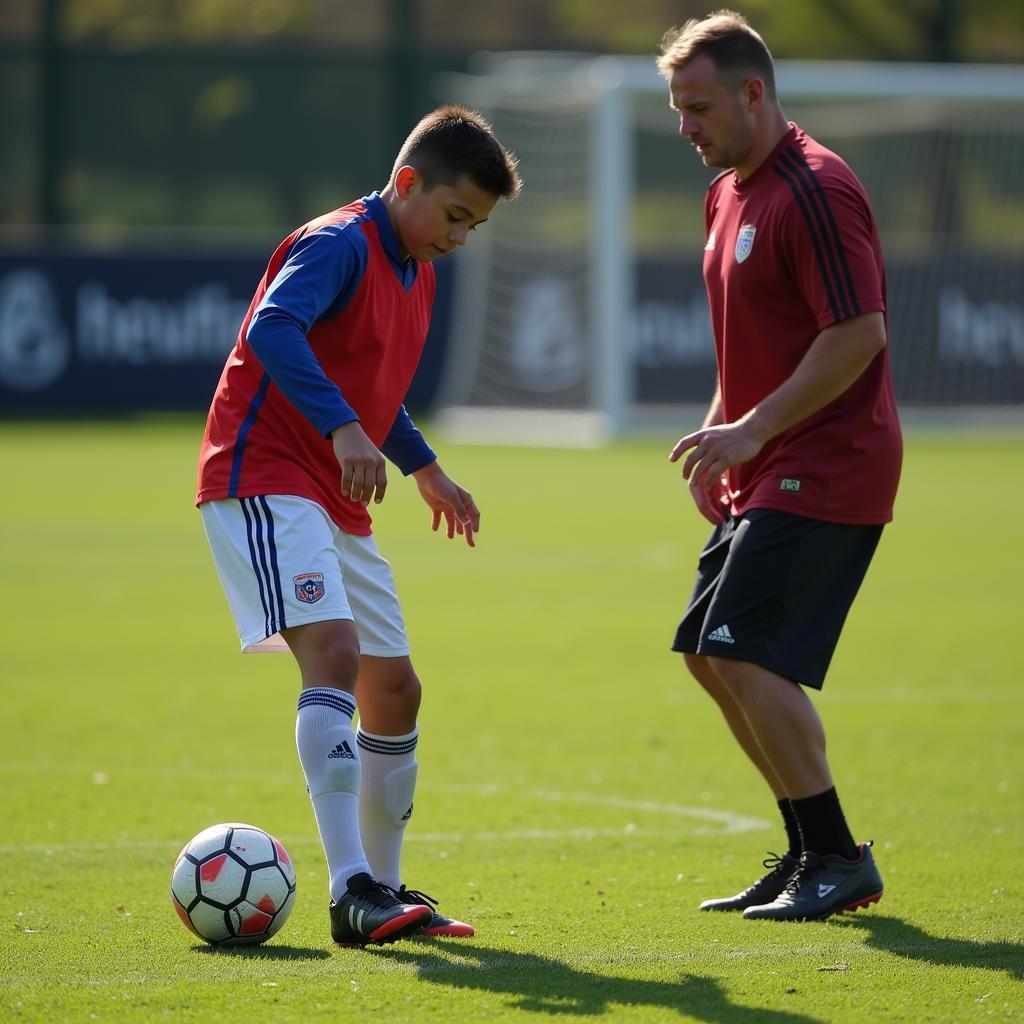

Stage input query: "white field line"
[
  {"left": 0, "top": 762, "right": 305, "bottom": 783},
  {"left": 526, "top": 789, "right": 765, "bottom": 831},
  {"left": 0, "top": 825, "right": 753, "bottom": 856},
  {"left": 0, "top": 776, "right": 767, "bottom": 854}
]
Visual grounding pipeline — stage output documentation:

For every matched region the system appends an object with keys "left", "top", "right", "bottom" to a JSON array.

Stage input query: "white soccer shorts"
[{"left": 200, "top": 494, "right": 409, "bottom": 656}]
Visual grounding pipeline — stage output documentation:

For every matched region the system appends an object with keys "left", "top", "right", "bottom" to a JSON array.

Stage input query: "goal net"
[{"left": 437, "top": 55, "right": 1024, "bottom": 442}]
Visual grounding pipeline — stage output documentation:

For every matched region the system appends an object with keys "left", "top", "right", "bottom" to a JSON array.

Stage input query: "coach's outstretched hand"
[
  {"left": 332, "top": 421, "right": 388, "bottom": 506},
  {"left": 413, "top": 462, "right": 480, "bottom": 548}
]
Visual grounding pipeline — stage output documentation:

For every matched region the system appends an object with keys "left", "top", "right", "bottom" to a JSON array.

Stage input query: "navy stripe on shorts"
[{"left": 239, "top": 496, "right": 287, "bottom": 636}]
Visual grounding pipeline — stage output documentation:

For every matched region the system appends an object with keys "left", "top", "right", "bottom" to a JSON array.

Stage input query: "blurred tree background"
[{"left": 2, "top": 0, "right": 1023, "bottom": 237}]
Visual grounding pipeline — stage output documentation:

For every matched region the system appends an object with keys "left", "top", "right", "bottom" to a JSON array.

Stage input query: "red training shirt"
[
  {"left": 703, "top": 124, "right": 902, "bottom": 524},
  {"left": 197, "top": 199, "right": 435, "bottom": 535}
]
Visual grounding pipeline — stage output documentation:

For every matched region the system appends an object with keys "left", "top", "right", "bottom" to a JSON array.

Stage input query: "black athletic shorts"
[{"left": 672, "top": 508, "right": 883, "bottom": 690}]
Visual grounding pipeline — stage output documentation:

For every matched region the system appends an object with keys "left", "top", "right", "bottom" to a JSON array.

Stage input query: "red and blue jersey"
[
  {"left": 703, "top": 125, "right": 902, "bottom": 524},
  {"left": 197, "top": 193, "right": 436, "bottom": 535}
]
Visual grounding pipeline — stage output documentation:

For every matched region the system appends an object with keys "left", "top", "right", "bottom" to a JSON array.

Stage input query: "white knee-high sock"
[
  {"left": 295, "top": 687, "right": 371, "bottom": 900},
  {"left": 356, "top": 725, "right": 418, "bottom": 890}
]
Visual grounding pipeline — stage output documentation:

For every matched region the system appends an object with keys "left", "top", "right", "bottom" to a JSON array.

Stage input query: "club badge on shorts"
[
  {"left": 735, "top": 224, "right": 757, "bottom": 263},
  {"left": 294, "top": 572, "right": 326, "bottom": 603}
]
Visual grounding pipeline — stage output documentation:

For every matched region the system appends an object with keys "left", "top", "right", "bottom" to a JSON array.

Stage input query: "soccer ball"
[{"left": 170, "top": 822, "right": 296, "bottom": 946}]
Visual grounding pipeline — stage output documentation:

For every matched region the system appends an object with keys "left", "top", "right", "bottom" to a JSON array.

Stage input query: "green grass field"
[{"left": 2, "top": 419, "right": 1022, "bottom": 1023}]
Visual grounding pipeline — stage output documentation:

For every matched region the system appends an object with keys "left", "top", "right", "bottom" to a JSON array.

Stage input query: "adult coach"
[{"left": 657, "top": 11, "right": 902, "bottom": 921}]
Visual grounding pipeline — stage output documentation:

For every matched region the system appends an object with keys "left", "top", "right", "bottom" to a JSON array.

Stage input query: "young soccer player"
[
  {"left": 657, "top": 13, "right": 902, "bottom": 920},
  {"left": 196, "top": 106, "right": 521, "bottom": 946}
]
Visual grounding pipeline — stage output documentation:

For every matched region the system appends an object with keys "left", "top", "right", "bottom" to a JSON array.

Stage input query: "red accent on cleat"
[
  {"left": 367, "top": 904, "right": 432, "bottom": 942},
  {"left": 421, "top": 917, "right": 475, "bottom": 938},
  {"left": 394, "top": 886, "right": 474, "bottom": 939},
  {"left": 843, "top": 891, "right": 883, "bottom": 913}
]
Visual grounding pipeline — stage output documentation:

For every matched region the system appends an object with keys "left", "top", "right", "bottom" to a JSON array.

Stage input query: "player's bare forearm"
[
  {"left": 412, "top": 461, "right": 481, "bottom": 547},
  {"left": 702, "top": 383, "right": 724, "bottom": 429},
  {"left": 669, "top": 312, "right": 886, "bottom": 488},
  {"left": 740, "top": 311, "right": 886, "bottom": 444}
]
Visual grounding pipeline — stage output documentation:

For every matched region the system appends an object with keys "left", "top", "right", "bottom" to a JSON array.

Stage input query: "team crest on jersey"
[
  {"left": 734, "top": 224, "right": 757, "bottom": 263},
  {"left": 294, "top": 572, "right": 325, "bottom": 603}
]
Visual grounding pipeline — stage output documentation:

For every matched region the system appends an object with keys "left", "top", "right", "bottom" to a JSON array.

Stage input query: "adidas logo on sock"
[
  {"left": 328, "top": 741, "right": 356, "bottom": 759},
  {"left": 707, "top": 623, "right": 735, "bottom": 644},
  {"left": 401, "top": 804, "right": 413, "bottom": 822}
]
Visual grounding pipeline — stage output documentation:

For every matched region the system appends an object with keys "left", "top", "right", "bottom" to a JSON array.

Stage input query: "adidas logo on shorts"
[{"left": 707, "top": 623, "right": 735, "bottom": 644}]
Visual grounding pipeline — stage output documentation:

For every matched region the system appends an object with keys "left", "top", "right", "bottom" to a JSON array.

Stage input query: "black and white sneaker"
[
  {"left": 699, "top": 852, "right": 799, "bottom": 912},
  {"left": 330, "top": 872, "right": 432, "bottom": 947},
  {"left": 743, "top": 842, "right": 883, "bottom": 921}
]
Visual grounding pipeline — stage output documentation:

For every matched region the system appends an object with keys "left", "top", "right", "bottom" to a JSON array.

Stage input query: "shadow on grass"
[
  {"left": 377, "top": 943, "right": 825, "bottom": 1022},
  {"left": 194, "top": 943, "right": 331, "bottom": 961},
  {"left": 835, "top": 915, "right": 1024, "bottom": 980}
]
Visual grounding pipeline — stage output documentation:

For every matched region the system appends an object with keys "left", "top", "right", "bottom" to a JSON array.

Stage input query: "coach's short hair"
[
  {"left": 393, "top": 105, "right": 522, "bottom": 200},
  {"left": 656, "top": 9, "right": 776, "bottom": 98}
]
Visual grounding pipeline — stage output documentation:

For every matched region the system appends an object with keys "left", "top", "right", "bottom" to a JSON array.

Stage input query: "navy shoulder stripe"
[
  {"left": 772, "top": 146, "right": 860, "bottom": 321},
  {"left": 781, "top": 148, "right": 861, "bottom": 318}
]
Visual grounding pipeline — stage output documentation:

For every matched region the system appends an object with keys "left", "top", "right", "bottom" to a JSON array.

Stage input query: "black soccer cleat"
[
  {"left": 398, "top": 885, "right": 475, "bottom": 938},
  {"left": 330, "top": 873, "right": 432, "bottom": 947},
  {"left": 742, "top": 842, "right": 884, "bottom": 921},
  {"left": 699, "top": 852, "right": 799, "bottom": 912}
]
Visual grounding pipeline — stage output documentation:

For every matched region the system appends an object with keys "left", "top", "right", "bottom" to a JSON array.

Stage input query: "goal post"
[
  {"left": 436, "top": 55, "right": 1024, "bottom": 444},
  {"left": 435, "top": 54, "right": 633, "bottom": 445}
]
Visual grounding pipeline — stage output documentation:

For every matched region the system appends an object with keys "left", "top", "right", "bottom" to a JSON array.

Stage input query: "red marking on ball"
[
  {"left": 239, "top": 910, "right": 271, "bottom": 934},
  {"left": 200, "top": 853, "right": 228, "bottom": 883}
]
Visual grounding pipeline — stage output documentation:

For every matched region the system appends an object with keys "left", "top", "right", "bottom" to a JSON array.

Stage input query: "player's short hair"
[
  {"left": 656, "top": 9, "right": 776, "bottom": 99},
  {"left": 393, "top": 105, "right": 522, "bottom": 200}
]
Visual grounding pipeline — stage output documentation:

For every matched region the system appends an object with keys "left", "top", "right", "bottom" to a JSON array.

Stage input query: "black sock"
[
  {"left": 777, "top": 798, "right": 802, "bottom": 859},
  {"left": 789, "top": 787, "right": 858, "bottom": 859}
]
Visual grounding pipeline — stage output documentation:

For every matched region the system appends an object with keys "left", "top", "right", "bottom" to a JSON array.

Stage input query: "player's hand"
[
  {"left": 331, "top": 421, "right": 387, "bottom": 506},
  {"left": 669, "top": 423, "right": 763, "bottom": 515},
  {"left": 689, "top": 472, "right": 731, "bottom": 525},
  {"left": 412, "top": 462, "right": 480, "bottom": 548}
]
